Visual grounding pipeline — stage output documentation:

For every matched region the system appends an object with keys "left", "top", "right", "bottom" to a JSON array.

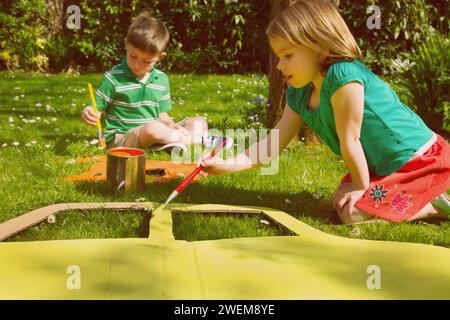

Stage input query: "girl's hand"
[
  {"left": 197, "top": 157, "right": 232, "bottom": 176},
  {"left": 332, "top": 182, "right": 367, "bottom": 218},
  {"left": 81, "top": 106, "right": 101, "bottom": 126},
  {"left": 198, "top": 154, "right": 252, "bottom": 176}
]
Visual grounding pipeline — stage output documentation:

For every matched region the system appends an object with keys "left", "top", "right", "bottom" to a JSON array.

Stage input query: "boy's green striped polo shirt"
[{"left": 90, "top": 57, "right": 172, "bottom": 144}]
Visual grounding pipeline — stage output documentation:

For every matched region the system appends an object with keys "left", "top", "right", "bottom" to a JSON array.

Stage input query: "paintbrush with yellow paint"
[{"left": 87, "top": 83, "right": 107, "bottom": 149}]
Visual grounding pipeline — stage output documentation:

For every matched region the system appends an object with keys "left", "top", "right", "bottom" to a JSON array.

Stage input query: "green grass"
[
  {"left": 172, "top": 212, "right": 295, "bottom": 241},
  {"left": 0, "top": 71, "right": 448, "bottom": 247},
  {"left": 5, "top": 209, "right": 151, "bottom": 242}
]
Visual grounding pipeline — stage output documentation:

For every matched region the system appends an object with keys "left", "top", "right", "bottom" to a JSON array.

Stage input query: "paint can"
[{"left": 106, "top": 147, "right": 146, "bottom": 193}]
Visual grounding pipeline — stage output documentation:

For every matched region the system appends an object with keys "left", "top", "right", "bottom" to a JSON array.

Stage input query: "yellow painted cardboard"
[{"left": 0, "top": 203, "right": 449, "bottom": 299}]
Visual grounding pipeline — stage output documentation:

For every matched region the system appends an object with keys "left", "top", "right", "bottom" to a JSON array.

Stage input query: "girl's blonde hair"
[{"left": 266, "top": 0, "right": 363, "bottom": 73}]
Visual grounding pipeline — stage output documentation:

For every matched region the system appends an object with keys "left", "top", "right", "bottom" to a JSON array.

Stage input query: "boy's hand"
[
  {"left": 168, "top": 122, "right": 190, "bottom": 136},
  {"left": 81, "top": 106, "right": 101, "bottom": 126},
  {"left": 168, "top": 122, "right": 182, "bottom": 130}
]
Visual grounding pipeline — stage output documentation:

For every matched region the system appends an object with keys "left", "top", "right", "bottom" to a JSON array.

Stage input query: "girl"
[{"left": 200, "top": 0, "right": 450, "bottom": 223}]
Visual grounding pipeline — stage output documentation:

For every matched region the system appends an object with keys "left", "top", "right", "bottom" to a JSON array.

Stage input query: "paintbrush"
[
  {"left": 87, "top": 83, "right": 107, "bottom": 149},
  {"left": 162, "top": 137, "right": 229, "bottom": 206}
]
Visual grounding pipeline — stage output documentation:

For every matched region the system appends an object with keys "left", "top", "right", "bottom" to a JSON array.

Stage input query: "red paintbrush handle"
[
  {"left": 174, "top": 138, "right": 228, "bottom": 193},
  {"left": 175, "top": 165, "right": 203, "bottom": 193}
]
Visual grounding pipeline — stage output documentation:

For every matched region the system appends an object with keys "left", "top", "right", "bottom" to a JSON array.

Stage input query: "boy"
[{"left": 81, "top": 12, "right": 208, "bottom": 151}]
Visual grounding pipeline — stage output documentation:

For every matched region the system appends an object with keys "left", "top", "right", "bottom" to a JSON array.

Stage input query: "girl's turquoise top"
[{"left": 286, "top": 59, "right": 434, "bottom": 176}]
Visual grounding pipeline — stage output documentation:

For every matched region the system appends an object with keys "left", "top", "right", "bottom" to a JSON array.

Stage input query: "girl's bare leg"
[{"left": 337, "top": 202, "right": 447, "bottom": 224}]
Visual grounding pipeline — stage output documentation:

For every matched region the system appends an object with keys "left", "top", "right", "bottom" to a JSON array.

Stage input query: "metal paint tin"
[{"left": 106, "top": 147, "right": 146, "bottom": 193}]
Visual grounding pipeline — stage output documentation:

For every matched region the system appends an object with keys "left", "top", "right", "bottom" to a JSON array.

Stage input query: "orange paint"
[
  {"left": 65, "top": 155, "right": 201, "bottom": 184},
  {"left": 108, "top": 147, "right": 145, "bottom": 157}
]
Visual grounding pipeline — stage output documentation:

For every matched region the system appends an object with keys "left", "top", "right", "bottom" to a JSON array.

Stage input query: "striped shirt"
[{"left": 90, "top": 57, "right": 172, "bottom": 143}]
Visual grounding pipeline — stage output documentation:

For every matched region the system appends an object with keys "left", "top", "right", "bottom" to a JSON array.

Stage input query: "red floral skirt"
[{"left": 340, "top": 134, "right": 450, "bottom": 222}]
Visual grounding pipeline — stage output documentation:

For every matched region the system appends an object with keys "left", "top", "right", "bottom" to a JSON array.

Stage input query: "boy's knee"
[{"left": 142, "top": 122, "right": 164, "bottom": 140}]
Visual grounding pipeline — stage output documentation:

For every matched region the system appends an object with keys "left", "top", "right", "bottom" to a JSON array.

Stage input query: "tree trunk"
[{"left": 44, "top": 0, "right": 65, "bottom": 39}]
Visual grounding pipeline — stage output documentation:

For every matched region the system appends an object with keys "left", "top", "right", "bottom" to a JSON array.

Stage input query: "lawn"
[{"left": 0, "top": 71, "right": 449, "bottom": 247}]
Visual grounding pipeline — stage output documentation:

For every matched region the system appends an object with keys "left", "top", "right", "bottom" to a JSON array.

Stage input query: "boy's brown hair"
[{"left": 126, "top": 11, "right": 170, "bottom": 54}]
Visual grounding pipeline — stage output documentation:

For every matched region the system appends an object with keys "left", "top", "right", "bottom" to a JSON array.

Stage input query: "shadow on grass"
[
  {"left": 42, "top": 133, "right": 97, "bottom": 155},
  {"left": 73, "top": 179, "right": 339, "bottom": 224}
]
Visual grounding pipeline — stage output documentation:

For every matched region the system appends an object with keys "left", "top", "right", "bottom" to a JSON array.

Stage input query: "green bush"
[
  {"left": 338, "top": 0, "right": 448, "bottom": 75},
  {"left": 0, "top": 0, "right": 447, "bottom": 80},
  {"left": 390, "top": 31, "right": 450, "bottom": 134},
  {"left": 0, "top": 0, "right": 49, "bottom": 72},
  {"left": 16, "top": 0, "right": 269, "bottom": 73}
]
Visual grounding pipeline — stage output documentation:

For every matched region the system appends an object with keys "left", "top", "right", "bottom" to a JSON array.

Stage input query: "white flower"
[
  {"left": 2, "top": 143, "right": 7, "bottom": 147},
  {"left": 391, "top": 58, "right": 416, "bottom": 73},
  {"left": 313, "top": 193, "right": 321, "bottom": 200},
  {"left": 89, "top": 139, "right": 99, "bottom": 145},
  {"left": 47, "top": 215, "right": 56, "bottom": 224},
  {"left": 44, "top": 144, "right": 51, "bottom": 148},
  {"left": 12, "top": 141, "right": 20, "bottom": 146},
  {"left": 43, "top": 119, "right": 50, "bottom": 124},
  {"left": 36, "top": 117, "right": 41, "bottom": 120},
  {"left": 8, "top": 117, "right": 14, "bottom": 123},
  {"left": 51, "top": 117, "right": 57, "bottom": 122},
  {"left": 25, "top": 143, "right": 32, "bottom": 147},
  {"left": 260, "top": 219, "right": 270, "bottom": 225},
  {"left": 28, "top": 119, "right": 36, "bottom": 124},
  {"left": 19, "top": 115, "right": 23, "bottom": 118},
  {"left": 135, "top": 197, "right": 146, "bottom": 202},
  {"left": 66, "top": 159, "right": 76, "bottom": 165},
  {"left": 35, "top": 103, "right": 42, "bottom": 107},
  {"left": 285, "top": 199, "right": 292, "bottom": 204},
  {"left": 257, "top": 195, "right": 263, "bottom": 200},
  {"left": 65, "top": 139, "right": 70, "bottom": 143},
  {"left": 31, "top": 140, "right": 36, "bottom": 144},
  {"left": 350, "top": 227, "right": 361, "bottom": 237}
]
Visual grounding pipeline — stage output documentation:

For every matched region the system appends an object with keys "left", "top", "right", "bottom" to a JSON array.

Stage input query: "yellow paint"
[{"left": 0, "top": 203, "right": 449, "bottom": 299}]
